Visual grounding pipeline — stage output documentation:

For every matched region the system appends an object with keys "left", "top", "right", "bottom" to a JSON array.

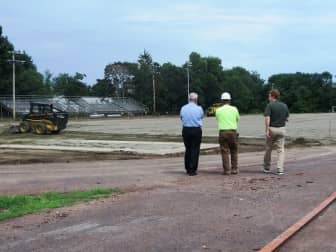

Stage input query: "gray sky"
[{"left": 1, "top": 0, "right": 335, "bottom": 85}]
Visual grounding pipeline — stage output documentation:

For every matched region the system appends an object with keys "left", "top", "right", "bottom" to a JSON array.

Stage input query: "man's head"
[
  {"left": 221, "top": 92, "right": 231, "bottom": 104},
  {"left": 269, "top": 89, "right": 280, "bottom": 101},
  {"left": 189, "top": 92, "right": 198, "bottom": 103}
]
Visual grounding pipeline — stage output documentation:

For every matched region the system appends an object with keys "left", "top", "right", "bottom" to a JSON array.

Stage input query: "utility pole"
[
  {"left": 152, "top": 74, "right": 156, "bottom": 114},
  {"left": 8, "top": 50, "right": 25, "bottom": 120},
  {"left": 151, "top": 63, "right": 158, "bottom": 115},
  {"left": 186, "top": 61, "right": 191, "bottom": 100},
  {"left": 187, "top": 65, "right": 190, "bottom": 99}
]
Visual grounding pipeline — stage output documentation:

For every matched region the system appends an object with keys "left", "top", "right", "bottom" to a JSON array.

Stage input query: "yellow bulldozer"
[
  {"left": 18, "top": 102, "right": 68, "bottom": 134},
  {"left": 206, "top": 102, "right": 223, "bottom": 116}
]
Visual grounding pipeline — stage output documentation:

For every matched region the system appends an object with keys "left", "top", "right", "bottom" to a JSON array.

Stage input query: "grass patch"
[{"left": 0, "top": 188, "right": 122, "bottom": 221}]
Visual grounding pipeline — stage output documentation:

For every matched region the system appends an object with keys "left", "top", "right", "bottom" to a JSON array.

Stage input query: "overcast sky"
[{"left": 1, "top": 0, "right": 335, "bottom": 85}]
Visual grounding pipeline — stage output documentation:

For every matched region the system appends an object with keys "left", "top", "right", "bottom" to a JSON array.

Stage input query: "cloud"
[
  {"left": 122, "top": 2, "right": 336, "bottom": 45},
  {"left": 124, "top": 2, "right": 336, "bottom": 29},
  {"left": 122, "top": 4, "right": 287, "bottom": 43},
  {"left": 124, "top": 3, "right": 286, "bottom": 26}
]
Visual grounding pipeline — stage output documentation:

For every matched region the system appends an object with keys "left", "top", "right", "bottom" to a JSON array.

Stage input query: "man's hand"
[
  {"left": 264, "top": 116, "right": 271, "bottom": 138},
  {"left": 266, "top": 129, "right": 271, "bottom": 138}
]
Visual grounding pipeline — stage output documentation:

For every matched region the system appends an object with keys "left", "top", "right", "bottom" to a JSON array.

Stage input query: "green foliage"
[
  {"left": 185, "top": 53, "right": 264, "bottom": 113},
  {"left": 157, "top": 63, "right": 186, "bottom": 113},
  {"left": 221, "top": 67, "right": 264, "bottom": 113},
  {"left": 91, "top": 78, "right": 115, "bottom": 97},
  {"left": 0, "top": 26, "right": 14, "bottom": 95},
  {"left": 269, "top": 72, "right": 336, "bottom": 112},
  {"left": 103, "top": 62, "right": 136, "bottom": 97},
  {"left": 0, "top": 188, "right": 122, "bottom": 221},
  {"left": 132, "top": 50, "right": 157, "bottom": 111},
  {"left": 187, "top": 52, "right": 224, "bottom": 107},
  {"left": 52, "top": 72, "right": 90, "bottom": 96},
  {"left": 42, "top": 70, "right": 53, "bottom": 95}
]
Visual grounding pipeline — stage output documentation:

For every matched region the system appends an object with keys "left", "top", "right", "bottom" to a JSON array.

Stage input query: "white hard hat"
[{"left": 221, "top": 92, "right": 231, "bottom": 100}]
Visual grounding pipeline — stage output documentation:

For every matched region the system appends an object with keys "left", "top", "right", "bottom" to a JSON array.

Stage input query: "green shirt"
[
  {"left": 264, "top": 100, "right": 289, "bottom": 127},
  {"left": 215, "top": 104, "right": 240, "bottom": 130}
]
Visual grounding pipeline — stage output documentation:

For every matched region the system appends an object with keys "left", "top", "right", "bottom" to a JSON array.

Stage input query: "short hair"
[
  {"left": 189, "top": 92, "right": 198, "bottom": 101},
  {"left": 269, "top": 89, "right": 280, "bottom": 99}
]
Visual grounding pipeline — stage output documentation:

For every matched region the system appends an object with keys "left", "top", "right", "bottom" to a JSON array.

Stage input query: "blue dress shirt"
[{"left": 180, "top": 102, "right": 204, "bottom": 127}]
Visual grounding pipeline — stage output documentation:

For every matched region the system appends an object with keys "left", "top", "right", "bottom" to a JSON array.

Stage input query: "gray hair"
[{"left": 189, "top": 92, "right": 198, "bottom": 101}]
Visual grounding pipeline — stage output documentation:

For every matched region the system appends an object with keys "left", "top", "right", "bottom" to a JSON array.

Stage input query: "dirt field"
[
  {"left": 66, "top": 113, "right": 336, "bottom": 140},
  {"left": 1, "top": 112, "right": 336, "bottom": 140},
  {"left": 1, "top": 113, "right": 334, "bottom": 164},
  {"left": 0, "top": 114, "right": 335, "bottom": 251}
]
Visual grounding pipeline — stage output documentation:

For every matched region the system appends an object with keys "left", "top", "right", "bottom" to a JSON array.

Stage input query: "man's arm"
[
  {"left": 180, "top": 107, "right": 184, "bottom": 121},
  {"left": 265, "top": 116, "right": 271, "bottom": 138},
  {"left": 200, "top": 106, "right": 204, "bottom": 119}
]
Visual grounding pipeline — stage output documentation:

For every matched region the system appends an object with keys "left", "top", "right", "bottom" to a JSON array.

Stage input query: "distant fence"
[{"left": 0, "top": 95, "right": 148, "bottom": 118}]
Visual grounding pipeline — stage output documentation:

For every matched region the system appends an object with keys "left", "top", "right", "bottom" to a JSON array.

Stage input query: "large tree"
[
  {"left": 104, "top": 62, "right": 135, "bottom": 97},
  {"left": 268, "top": 72, "right": 336, "bottom": 112},
  {"left": 52, "top": 72, "right": 89, "bottom": 96},
  {"left": 0, "top": 26, "right": 50, "bottom": 96},
  {"left": 186, "top": 52, "right": 265, "bottom": 113},
  {"left": 222, "top": 67, "right": 264, "bottom": 113},
  {"left": 90, "top": 78, "right": 114, "bottom": 97},
  {"left": 133, "top": 50, "right": 157, "bottom": 112},
  {"left": 156, "top": 63, "right": 186, "bottom": 113},
  {"left": 0, "top": 26, "right": 14, "bottom": 95}
]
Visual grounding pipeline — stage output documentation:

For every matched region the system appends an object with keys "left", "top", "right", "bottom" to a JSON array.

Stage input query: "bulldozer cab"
[{"left": 30, "top": 103, "right": 53, "bottom": 114}]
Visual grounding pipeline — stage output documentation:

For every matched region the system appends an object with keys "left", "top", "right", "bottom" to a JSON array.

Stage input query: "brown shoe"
[{"left": 222, "top": 171, "right": 231, "bottom": 175}]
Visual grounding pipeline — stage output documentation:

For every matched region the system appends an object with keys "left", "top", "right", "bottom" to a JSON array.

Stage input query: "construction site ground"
[{"left": 0, "top": 113, "right": 335, "bottom": 251}]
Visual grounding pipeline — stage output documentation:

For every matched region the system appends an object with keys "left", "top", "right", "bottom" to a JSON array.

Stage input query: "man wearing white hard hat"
[{"left": 215, "top": 92, "right": 240, "bottom": 175}]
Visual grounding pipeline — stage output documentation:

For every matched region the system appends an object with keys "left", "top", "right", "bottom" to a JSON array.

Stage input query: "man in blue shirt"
[{"left": 180, "top": 92, "right": 204, "bottom": 176}]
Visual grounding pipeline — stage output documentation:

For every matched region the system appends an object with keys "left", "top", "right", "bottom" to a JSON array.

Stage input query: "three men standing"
[
  {"left": 180, "top": 89, "right": 289, "bottom": 177},
  {"left": 263, "top": 89, "right": 289, "bottom": 175},
  {"left": 215, "top": 92, "right": 240, "bottom": 175},
  {"left": 180, "top": 93, "right": 204, "bottom": 176}
]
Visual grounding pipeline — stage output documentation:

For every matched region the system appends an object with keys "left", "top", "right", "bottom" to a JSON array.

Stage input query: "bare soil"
[
  {"left": 0, "top": 130, "right": 316, "bottom": 165},
  {"left": 0, "top": 149, "right": 155, "bottom": 165},
  {"left": 0, "top": 129, "right": 266, "bottom": 165}
]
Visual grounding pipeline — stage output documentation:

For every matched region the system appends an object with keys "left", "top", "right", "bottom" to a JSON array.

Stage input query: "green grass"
[{"left": 0, "top": 188, "right": 122, "bottom": 221}]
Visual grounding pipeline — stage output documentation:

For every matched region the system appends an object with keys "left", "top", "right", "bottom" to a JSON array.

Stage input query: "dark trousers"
[
  {"left": 182, "top": 127, "right": 202, "bottom": 174},
  {"left": 219, "top": 130, "right": 238, "bottom": 174}
]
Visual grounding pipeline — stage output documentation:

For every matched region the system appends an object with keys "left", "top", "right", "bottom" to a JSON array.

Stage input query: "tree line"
[{"left": 1, "top": 25, "right": 336, "bottom": 114}]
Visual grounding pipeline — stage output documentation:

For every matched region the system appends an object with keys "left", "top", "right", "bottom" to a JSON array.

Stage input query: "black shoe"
[{"left": 188, "top": 172, "right": 197, "bottom": 176}]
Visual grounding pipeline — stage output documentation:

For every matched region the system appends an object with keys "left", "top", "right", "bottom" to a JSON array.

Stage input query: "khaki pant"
[
  {"left": 219, "top": 130, "right": 238, "bottom": 174},
  {"left": 264, "top": 127, "right": 286, "bottom": 172}
]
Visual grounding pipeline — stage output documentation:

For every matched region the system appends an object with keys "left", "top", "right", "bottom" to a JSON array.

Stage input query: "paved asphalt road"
[{"left": 0, "top": 146, "right": 335, "bottom": 252}]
